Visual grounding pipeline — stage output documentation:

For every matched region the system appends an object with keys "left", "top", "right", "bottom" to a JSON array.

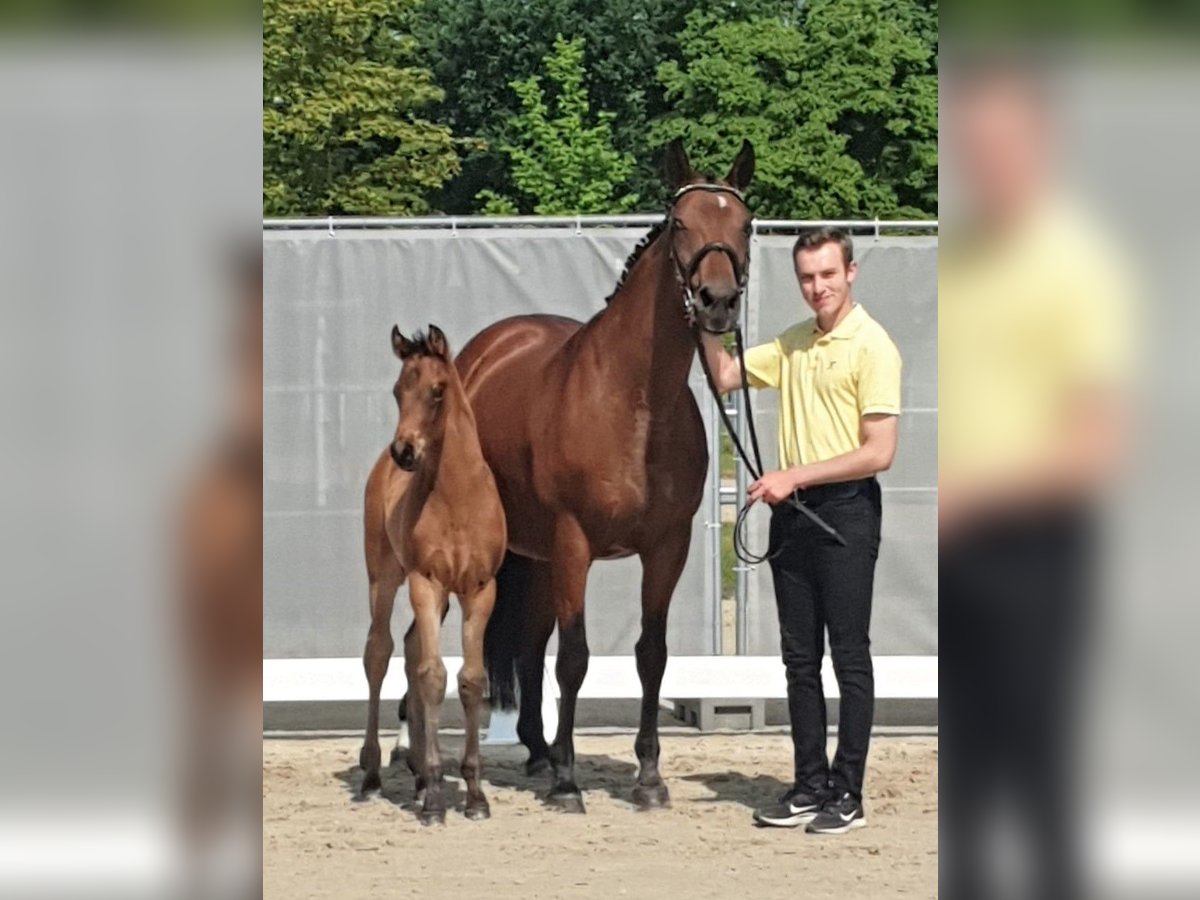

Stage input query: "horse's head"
[
  {"left": 389, "top": 324, "right": 454, "bottom": 472},
  {"left": 664, "top": 138, "right": 755, "bottom": 334}
]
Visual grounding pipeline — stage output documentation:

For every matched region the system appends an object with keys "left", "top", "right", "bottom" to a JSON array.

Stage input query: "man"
[
  {"left": 701, "top": 227, "right": 902, "bottom": 834},
  {"left": 939, "top": 60, "right": 1131, "bottom": 899}
]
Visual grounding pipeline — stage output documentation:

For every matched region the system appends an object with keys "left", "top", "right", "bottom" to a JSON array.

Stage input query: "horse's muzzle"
[{"left": 391, "top": 441, "right": 416, "bottom": 471}]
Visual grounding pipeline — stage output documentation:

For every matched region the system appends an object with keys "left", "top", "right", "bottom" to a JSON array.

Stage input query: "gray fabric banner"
[
  {"left": 263, "top": 225, "right": 936, "bottom": 661},
  {"left": 744, "top": 234, "right": 938, "bottom": 655}
]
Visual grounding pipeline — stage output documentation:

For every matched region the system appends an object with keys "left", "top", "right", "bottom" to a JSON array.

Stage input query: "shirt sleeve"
[
  {"left": 742, "top": 339, "right": 783, "bottom": 389},
  {"left": 857, "top": 335, "right": 902, "bottom": 416}
]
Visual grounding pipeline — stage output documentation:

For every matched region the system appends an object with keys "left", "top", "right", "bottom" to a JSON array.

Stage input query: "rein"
[{"left": 665, "top": 185, "right": 847, "bottom": 559}]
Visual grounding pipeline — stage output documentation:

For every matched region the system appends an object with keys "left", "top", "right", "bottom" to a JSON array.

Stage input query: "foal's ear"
[
  {"left": 392, "top": 325, "right": 418, "bottom": 359},
  {"left": 725, "top": 140, "right": 755, "bottom": 192},
  {"left": 664, "top": 138, "right": 693, "bottom": 190},
  {"left": 426, "top": 324, "right": 450, "bottom": 360}
]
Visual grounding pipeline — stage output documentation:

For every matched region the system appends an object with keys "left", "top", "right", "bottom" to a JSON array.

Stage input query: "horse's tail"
[{"left": 484, "top": 551, "right": 530, "bottom": 711}]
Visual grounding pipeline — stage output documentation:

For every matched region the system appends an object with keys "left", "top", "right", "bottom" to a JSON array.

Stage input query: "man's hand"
[{"left": 749, "top": 469, "right": 804, "bottom": 505}]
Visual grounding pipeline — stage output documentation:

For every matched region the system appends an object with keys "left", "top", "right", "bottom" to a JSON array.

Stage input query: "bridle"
[
  {"left": 667, "top": 183, "right": 849, "bottom": 553},
  {"left": 666, "top": 183, "right": 752, "bottom": 333}
]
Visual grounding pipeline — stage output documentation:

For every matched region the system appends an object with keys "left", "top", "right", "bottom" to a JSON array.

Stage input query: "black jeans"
[
  {"left": 768, "top": 477, "right": 882, "bottom": 801},
  {"left": 940, "top": 507, "right": 1094, "bottom": 900}
]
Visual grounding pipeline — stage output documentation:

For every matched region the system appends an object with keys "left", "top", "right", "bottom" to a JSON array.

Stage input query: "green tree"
[
  {"left": 480, "top": 36, "right": 638, "bottom": 215},
  {"left": 653, "top": 0, "right": 938, "bottom": 219},
  {"left": 263, "top": 0, "right": 463, "bottom": 216},
  {"left": 414, "top": 0, "right": 783, "bottom": 213}
]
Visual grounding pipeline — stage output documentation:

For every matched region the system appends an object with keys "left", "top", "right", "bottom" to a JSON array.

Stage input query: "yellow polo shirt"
[
  {"left": 939, "top": 199, "right": 1133, "bottom": 482},
  {"left": 743, "top": 304, "right": 902, "bottom": 468}
]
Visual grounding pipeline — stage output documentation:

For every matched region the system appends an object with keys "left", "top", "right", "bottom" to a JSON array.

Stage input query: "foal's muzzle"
[{"left": 391, "top": 440, "right": 416, "bottom": 471}]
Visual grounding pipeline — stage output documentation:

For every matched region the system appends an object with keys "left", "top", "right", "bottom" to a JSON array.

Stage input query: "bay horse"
[
  {"left": 452, "top": 139, "right": 754, "bottom": 812},
  {"left": 359, "top": 324, "right": 506, "bottom": 824}
]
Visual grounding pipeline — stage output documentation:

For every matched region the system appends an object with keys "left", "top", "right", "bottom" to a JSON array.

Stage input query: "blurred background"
[
  {"left": 0, "top": 2, "right": 261, "bottom": 898},
  {"left": 940, "top": 7, "right": 1200, "bottom": 899}
]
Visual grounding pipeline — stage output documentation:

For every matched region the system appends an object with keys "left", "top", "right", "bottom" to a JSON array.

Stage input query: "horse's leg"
[
  {"left": 459, "top": 578, "right": 497, "bottom": 820},
  {"left": 359, "top": 556, "right": 403, "bottom": 796},
  {"left": 546, "top": 516, "right": 591, "bottom": 813},
  {"left": 401, "top": 623, "right": 424, "bottom": 784},
  {"left": 517, "top": 560, "right": 555, "bottom": 776},
  {"left": 410, "top": 573, "right": 450, "bottom": 825},
  {"left": 631, "top": 528, "right": 691, "bottom": 810},
  {"left": 389, "top": 689, "right": 409, "bottom": 766}
]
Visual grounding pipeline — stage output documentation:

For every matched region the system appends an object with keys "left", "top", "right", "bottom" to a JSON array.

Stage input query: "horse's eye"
[
  {"left": 431, "top": 385, "right": 445, "bottom": 402},
  {"left": 672, "top": 217, "right": 686, "bottom": 231}
]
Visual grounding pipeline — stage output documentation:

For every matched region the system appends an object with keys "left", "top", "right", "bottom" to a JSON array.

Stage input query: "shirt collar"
[{"left": 811, "top": 303, "right": 866, "bottom": 340}]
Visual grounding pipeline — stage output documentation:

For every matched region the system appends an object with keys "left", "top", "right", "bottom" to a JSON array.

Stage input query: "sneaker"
[
  {"left": 752, "top": 786, "right": 824, "bottom": 828},
  {"left": 805, "top": 792, "right": 866, "bottom": 834}
]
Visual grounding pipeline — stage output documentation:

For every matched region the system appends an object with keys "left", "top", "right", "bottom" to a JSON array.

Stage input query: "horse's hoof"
[
  {"left": 418, "top": 807, "right": 446, "bottom": 826},
  {"left": 525, "top": 756, "right": 551, "bottom": 778},
  {"left": 389, "top": 745, "right": 404, "bottom": 766},
  {"left": 360, "top": 770, "right": 382, "bottom": 796},
  {"left": 632, "top": 781, "right": 671, "bottom": 811},
  {"left": 464, "top": 798, "right": 491, "bottom": 821},
  {"left": 546, "top": 788, "right": 586, "bottom": 815}
]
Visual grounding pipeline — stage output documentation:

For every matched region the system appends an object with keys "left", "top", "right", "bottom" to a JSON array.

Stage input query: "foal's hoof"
[
  {"left": 525, "top": 756, "right": 552, "bottom": 778},
  {"left": 418, "top": 807, "right": 446, "bottom": 826},
  {"left": 546, "top": 788, "right": 586, "bottom": 815},
  {"left": 464, "top": 798, "right": 491, "bottom": 821},
  {"left": 632, "top": 781, "right": 671, "bottom": 811},
  {"left": 360, "top": 770, "right": 382, "bottom": 796}
]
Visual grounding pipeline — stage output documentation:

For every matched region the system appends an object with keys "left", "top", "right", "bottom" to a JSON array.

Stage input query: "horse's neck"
[
  {"left": 414, "top": 386, "right": 487, "bottom": 505},
  {"left": 584, "top": 239, "right": 695, "bottom": 409}
]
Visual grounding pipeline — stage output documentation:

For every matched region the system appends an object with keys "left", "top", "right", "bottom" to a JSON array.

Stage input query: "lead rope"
[{"left": 692, "top": 326, "right": 847, "bottom": 564}]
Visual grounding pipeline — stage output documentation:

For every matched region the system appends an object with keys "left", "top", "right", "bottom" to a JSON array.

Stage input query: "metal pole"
[
  {"left": 264, "top": 215, "right": 939, "bottom": 232},
  {"left": 708, "top": 390, "right": 724, "bottom": 656}
]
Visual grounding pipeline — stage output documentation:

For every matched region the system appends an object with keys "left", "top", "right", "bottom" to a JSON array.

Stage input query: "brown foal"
[{"left": 359, "top": 324, "right": 506, "bottom": 825}]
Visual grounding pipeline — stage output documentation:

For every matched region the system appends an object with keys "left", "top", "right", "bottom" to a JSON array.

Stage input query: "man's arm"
[
  {"left": 749, "top": 414, "right": 898, "bottom": 504},
  {"left": 700, "top": 332, "right": 745, "bottom": 395}
]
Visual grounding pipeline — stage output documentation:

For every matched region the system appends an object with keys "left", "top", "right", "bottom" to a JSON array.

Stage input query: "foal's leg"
[
  {"left": 401, "top": 623, "right": 426, "bottom": 792},
  {"left": 459, "top": 578, "right": 497, "bottom": 820},
  {"left": 632, "top": 528, "right": 690, "bottom": 810},
  {"left": 359, "top": 556, "right": 403, "bottom": 796},
  {"left": 517, "top": 561, "right": 555, "bottom": 776},
  {"left": 547, "top": 515, "right": 592, "bottom": 813},
  {"left": 410, "top": 573, "right": 450, "bottom": 825}
]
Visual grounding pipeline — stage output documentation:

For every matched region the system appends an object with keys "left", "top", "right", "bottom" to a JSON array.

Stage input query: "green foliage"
[
  {"left": 653, "top": 0, "right": 938, "bottom": 218},
  {"left": 481, "top": 36, "right": 639, "bottom": 215},
  {"left": 263, "top": 0, "right": 463, "bottom": 216},
  {"left": 413, "top": 0, "right": 782, "bottom": 213}
]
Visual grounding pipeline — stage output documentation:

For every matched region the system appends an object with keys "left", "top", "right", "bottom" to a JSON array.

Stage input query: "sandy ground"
[{"left": 264, "top": 731, "right": 937, "bottom": 900}]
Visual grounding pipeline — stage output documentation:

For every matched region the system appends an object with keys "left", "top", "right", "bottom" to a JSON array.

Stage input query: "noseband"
[{"left": 667, "top": 183, "right": 752, "bottom": 332}]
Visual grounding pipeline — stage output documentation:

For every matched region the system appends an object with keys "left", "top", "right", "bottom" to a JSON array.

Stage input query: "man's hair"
[{"left": 793, "top": 227, "right": 853, "bottom": 269}]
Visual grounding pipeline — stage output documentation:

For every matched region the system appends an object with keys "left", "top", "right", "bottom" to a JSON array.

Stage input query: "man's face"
[
  {"left": 951, "top": 73, "right": 1050, "bottom": 222},
  {"left": 795, "top": 242, "right": 856, "bottom": 320}
]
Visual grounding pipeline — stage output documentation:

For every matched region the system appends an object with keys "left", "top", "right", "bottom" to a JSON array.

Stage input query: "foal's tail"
[{"left": 484, "top": 551, "right": 530, "bottom": 712}]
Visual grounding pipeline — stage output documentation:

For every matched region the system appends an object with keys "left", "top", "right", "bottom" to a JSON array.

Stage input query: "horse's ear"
[
  {"left": 427, "top": 324, "right": 450, "bottom": 360},
  {"left": 664, "top": 138, "right": 693, "bottom": 189},
  {"left": 392, "top": 325, "right": 416, "bottom": 359},
  {"left": 725, "top": 139, "right": 755, "bottom": 192}
]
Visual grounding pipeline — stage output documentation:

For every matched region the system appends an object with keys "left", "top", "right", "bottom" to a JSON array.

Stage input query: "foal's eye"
[{"left": 431, "top": 385, "right": 445, "bottom": 402}]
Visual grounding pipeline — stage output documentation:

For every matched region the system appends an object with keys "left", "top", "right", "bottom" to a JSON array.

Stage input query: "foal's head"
[
  {"left": 663, "top": 138, "right": 756, "bottom": 334},
  {"left": 389, "top": 324, "right": 456, "bottom": 472}
]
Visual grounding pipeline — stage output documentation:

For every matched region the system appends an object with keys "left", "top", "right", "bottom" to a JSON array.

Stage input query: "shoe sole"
[
  {"left": 752, "top": 810, "right": 819, "bottom": 828},
  {"left": 806, "top": 817, "right": 866, "bottom": 835}
]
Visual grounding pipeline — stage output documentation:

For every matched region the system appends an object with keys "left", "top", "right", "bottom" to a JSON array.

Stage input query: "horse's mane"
[
  {"left": 403, "top": 330, "right": 446, "bottom": 359},
  {"left": 603, "top": 218, "right": 667, "bottom": 305},
  {"left": 602, "top": 175, "right": 727, "bottom": 305}
]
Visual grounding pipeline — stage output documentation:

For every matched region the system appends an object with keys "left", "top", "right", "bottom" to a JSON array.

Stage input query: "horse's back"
[{"left": 455, "top": 314, "right": 582, "bottom": 390}]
